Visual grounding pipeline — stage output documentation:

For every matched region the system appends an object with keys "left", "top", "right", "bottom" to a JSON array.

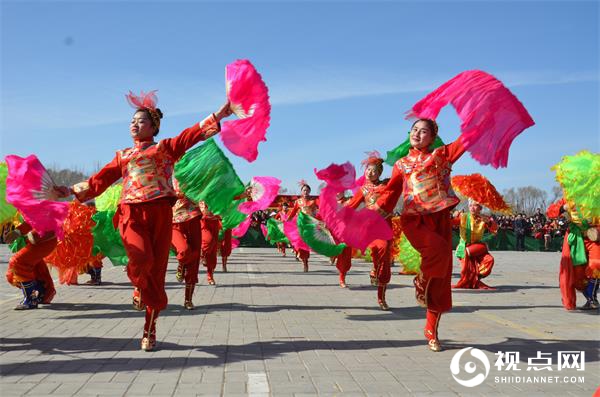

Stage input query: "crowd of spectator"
[
  {"left": 249, "top": 210, "right": 272, "bottom": 228},
  {"left": 492, "top": 208, "right": 568, "bottom": 250}
]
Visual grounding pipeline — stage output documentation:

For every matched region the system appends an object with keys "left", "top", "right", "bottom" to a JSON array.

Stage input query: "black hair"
[{"left": 411, "top": 118, "right": 439, "bottom": 136}]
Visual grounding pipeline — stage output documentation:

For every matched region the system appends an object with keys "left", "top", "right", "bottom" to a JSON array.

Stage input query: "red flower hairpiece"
[
  {"left": 361, "top": 150, "right": 384, "bottom": 168},
  {"left": 125, "top": 90, "right": 158, "bottom": 111},
  {"left": 125, "top": 90, "right": 161, "bottom": 129}
]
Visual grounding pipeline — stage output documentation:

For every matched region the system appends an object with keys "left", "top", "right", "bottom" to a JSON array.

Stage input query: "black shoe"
[{"left": 579, "top": 300, "right": 598, "bottom": 310}]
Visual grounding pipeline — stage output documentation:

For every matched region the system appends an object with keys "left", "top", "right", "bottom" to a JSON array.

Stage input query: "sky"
[{"left": 1, "top": 0, "right": 598, "bottom": 197}]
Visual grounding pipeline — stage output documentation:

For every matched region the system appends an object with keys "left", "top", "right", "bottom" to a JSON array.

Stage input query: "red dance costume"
[
  {"left": 378, "top": 138, "right": 466, "bottom": 349},
  {"left": 335, "top": 246, "right": 353, "bottom": 288},
  {"left": 171, "top": 178, "right": 202, "bottom": 309},
  {"left": 286, "top": 197, "right": 319, "bottom": 271},
  {"left": 73, "top": 114, "right": 220, "bottom": 349},
  {"left": 200, "top": 205, "right": 220, "bottom": 285},
  {"left": 274, "top": 209, "right": 288, "bottom": 256},
  {"left": 220, "top": 228, "right": 232, "bottom": 272},
  {"left": 346, "top": 180, "right": 392, "bottom": 307},
  {"left": 452, "top": 212, "right": 498, "bottom": 289},
  {"left": 559, "top": 206, "right": 600, "bottom": 310},
  {"left": 6, "top": 222, "right": 57, "bottom": 309},
  {"left": 85, "top": 254, "right": 104, "bottom": 286}
]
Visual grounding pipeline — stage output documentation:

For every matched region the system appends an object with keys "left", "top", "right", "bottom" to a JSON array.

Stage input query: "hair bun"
[{"left": 155, "top": 108, "right": 163, "bottom": 119}]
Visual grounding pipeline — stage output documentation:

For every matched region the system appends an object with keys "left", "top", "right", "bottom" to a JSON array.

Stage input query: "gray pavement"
[{"left": 0, "top": 246, "right": 598, "bottom": 396}]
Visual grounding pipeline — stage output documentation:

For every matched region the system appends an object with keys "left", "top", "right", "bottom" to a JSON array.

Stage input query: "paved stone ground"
[{"left": 0, "top": 246, "right": 598, "bottom": 396}]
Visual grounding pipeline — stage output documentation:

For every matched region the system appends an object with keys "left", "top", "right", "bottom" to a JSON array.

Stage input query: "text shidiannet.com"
[
  {"left": 493, "top": 351, "right": 586, "bottom": 385},
  {"left": 495, "top": 376, "right": 585, "bottom": 384}
]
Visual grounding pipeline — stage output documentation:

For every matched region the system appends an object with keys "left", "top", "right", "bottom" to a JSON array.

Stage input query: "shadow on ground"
[{"left": 1, "top": 337, "right": 597, "bottom": 376}]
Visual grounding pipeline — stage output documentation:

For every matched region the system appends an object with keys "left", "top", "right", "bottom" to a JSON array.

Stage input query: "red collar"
[
  {"left": 408, "top": 146, "right": 432, "bottom": 156},
  {"left": 133, "top": 138, "right": 155, "bottom": 148}
]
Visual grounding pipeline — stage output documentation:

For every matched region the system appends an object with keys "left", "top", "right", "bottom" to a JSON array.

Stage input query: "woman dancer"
[
  {"left": 344, "top": 153, "right": 392, "bottom": 309},
  {"left": 377, "top": 119, "right": 466, "bottom": 351},
  {"left": 274, "top": 202, "right": 290, "bottom": 257},
  {"left": 286, "top": 182, "right": 319, "bottom": 272},
  {"left": 4, "top": 221, "right": 57, "bottom": 309},
  {"left": 56, "top": 91, "right": 231, "bottom": 351},
  {"left": 171, "top": 177, "right": 202, "bottom": 310},
  {"left": 219, "top": 228, "right": 233, "bottom": 273},
  {"left": 452, "top": 200, "right": 498, "bottom": 289},
  {"left": 199, "top": 201, "right": 221, "bottom": 285}
]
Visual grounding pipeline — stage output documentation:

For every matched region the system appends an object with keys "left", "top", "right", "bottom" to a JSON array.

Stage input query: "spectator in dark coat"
[{"left": 513, "top": 213, "right": 528, "bottom": 251}]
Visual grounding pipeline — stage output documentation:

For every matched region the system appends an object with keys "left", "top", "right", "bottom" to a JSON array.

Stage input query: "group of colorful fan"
[{"left": 6, "top": 67, "right": 582, "bottom": 278}]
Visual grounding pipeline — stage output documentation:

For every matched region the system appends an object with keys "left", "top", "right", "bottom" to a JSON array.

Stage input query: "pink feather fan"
[
  {"left": 221, "top": 60, "right": 271, "bottom": 162},
  {"left": 238, "top": 176, "right": 281, "bottom": 214},
  {"left": 352, "top": 175, "right": 366, "bottom": 195},
  {"left": 407, "top": 70, "right": 534, "bottom": 168},
  {"left": 283, "top": 216, "right": 310, "bottom": 251},
  {"left": 232, "top": 216, "right": 252, "bottom": 238},
  {"left": 315, "top": 162, "right": 392, "bottom": 251},
  {"left": 5, "top": 155, "right": 70, "bottom": 239}
]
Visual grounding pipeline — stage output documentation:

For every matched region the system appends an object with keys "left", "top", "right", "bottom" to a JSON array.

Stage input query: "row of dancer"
[
  {"left": 262, "top": 121, "right": 449, "bottom": 351},
  {"left": 274, "top": 146, "right": 501, "bottom": 318},
  {"left": 5, "top": 69, "right": 551, "bottom": 354}
]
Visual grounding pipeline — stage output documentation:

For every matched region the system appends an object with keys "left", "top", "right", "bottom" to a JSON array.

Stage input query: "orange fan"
[
  {"left": 45, "top": 201, "right": 97, "bottom": 283},
  {"left": 451, "top": 173, "right": 511, "bottom": 214}
]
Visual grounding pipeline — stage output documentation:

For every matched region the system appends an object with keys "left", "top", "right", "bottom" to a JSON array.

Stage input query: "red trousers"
[
  {"left": 336, "top": 246, "right": 353, "bottom": 276},
  {"left": 402, "top": 209, "right": 453, "bottom": 313},
  {"left": 88, "top": 255, "right": 104, "bottom": 269},
  {"left": 369, "top": 239, "right": 392, "bottom": 285},
  {"left": 201, "top": 217, "right": 220, "bottom": 274},
  {"left": 118, "top": 200, "right": 172, "bottom": 311},
  {"left": 298, "top": 249, "right": 310, "bottom": 262},
  {"left": 585, "top": 239, "right": 600, "bottom": 276},
  {"left": 276, "top": 242, "right": 286, "bottom": 255},
  {"left": 453, "top": 252, "right": 495, "bottom": 289},
  {"left": 559, "top": 234, "right": 600, "bottom": 310},
  {"left": 172, "top": 216, "right": 201, "bottom": 285},
  {"left": 220, "top": 229, "right": 232, "bottom": 259},
  {"left": 6, "top": 237, "right": 57, "bottom": 302}
]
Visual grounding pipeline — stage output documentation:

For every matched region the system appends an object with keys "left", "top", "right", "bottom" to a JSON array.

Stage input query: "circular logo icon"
[{"left": 450, "top": 347, "right": 490, "bottom": 387}]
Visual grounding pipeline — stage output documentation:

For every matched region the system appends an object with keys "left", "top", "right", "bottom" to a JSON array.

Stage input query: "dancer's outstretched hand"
[
  {"left": 3, "top": 229, "right": 20, "bottom": 244},
  {"left": 214, "top": 101, "right": 233, "bottom": 122},
  {"left": 53, "top": 185, "right": 72, "bottom": 199}
]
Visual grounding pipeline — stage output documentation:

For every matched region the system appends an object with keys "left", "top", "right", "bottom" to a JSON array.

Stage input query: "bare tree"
[
  {"left": 503, "top": 186, "right": 548, "bottom": 215},
  {"left": 551, "top": 185, "right": 563, "bottom": 202},
  {"left": 48, "top": 167, "right": 88, "bottom": 187}
]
